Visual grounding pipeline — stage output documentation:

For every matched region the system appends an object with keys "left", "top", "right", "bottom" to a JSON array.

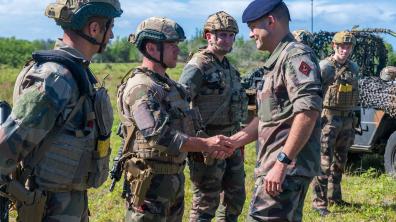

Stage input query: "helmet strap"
[
  {"left": 73, "top": 19, "right": 112, "bottom": 53},
  {"left": 98, "top": 19, "right": 113, "bottom": 53},
  {"left": 141, "top": 41, "right": 168, "bottom": 68}
]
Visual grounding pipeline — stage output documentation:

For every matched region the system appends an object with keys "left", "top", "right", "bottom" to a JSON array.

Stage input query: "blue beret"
[{"left": 242, "top": 0, "right": 283, "bottom": 23}]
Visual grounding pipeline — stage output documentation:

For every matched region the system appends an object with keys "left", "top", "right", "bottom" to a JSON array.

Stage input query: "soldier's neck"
[
  {"left": 206, "top": 47, "right": 225, "bottom": 62},
  {"left": 332, "top": 54, "right": 348, "bottom": 65},
  {"left": 62, "top": 33, "right": 95, "bottom": 61},
  {"left": 141, "top": 58, "right": 166, "bottom": 76}
]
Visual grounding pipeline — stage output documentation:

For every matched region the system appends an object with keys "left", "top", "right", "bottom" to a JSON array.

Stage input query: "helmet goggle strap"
[{"left": 74, "top": 19, "right": 113, "bottom": 53}]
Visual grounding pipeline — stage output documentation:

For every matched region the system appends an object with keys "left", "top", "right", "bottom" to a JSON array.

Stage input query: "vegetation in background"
[{"left": 3, "top": 32, "right": 394, "bottom": 70}]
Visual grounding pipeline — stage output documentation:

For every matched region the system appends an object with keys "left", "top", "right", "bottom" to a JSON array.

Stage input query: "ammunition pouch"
[
  {"left": 230, "top": 89, "right": 248, "bottom": 123},
  {"left": 88, "top": 87, "right": 114, "bottom": 188},
  {"left": 87, "top": 148, "right": 112, "bottom": 189},
  {"left": 5, "top": 181, "right": 46, "bottom": 222},
  {"left": 124, "top": 157, "right": 184, "bottom": 207}
]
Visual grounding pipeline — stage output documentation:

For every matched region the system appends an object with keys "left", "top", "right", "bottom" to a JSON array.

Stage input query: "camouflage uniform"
[
  {"left": 180, "top": 48, "right": 247, "bottom": 221},
  {"left": 248, "top": 33, "right": 322, "bottom": 222},
  {"left": 312, "top": 55, "right": 360, "bottom": 208},
  {"left": 118, "top": 66, "right": 201, "bottom": 222},
  {"left": 0, "top": 39, "right": 111, "bottom": 221},
  {"left": 0, "top": 1, "right": 122, "bottom": 221},
  {"left": 118, "top": 17, "right": 202, "bottom": 222}
]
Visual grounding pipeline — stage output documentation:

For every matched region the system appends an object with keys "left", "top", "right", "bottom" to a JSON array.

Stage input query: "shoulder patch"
[
  {"left": 288, "top": 55, "right": 320, "bottom": 86},
  {"left": 299, "top": 61, "right": 312, "bottom": 76}
]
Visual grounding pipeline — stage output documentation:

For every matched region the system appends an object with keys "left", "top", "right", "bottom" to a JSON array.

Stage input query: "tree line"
[{"left": 1, "top": 33, "right": 396, "bottom": 72}]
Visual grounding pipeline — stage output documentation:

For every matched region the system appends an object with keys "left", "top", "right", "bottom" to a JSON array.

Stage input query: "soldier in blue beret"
[{"left": 229, "top": 0, "right": 323, "bottom": 221}]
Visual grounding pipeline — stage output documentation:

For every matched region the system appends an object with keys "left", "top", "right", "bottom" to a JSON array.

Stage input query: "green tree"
[{"left": 385, "top": 43, "right": 396, "bottom": 66}]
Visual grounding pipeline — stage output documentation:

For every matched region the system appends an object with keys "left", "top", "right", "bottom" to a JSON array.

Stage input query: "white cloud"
[
  {"left": 122, "top": 0, "right": 248, "bottom": 19},
  {"left": 0, "top": 0, "right": 52, "bottom": 15},
  {"left": 0, "top": 0, "right": 395, "bottom": 47}
]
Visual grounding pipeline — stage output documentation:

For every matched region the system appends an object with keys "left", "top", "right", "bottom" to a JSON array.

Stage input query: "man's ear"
[
  {"left": 267, "top": 15, "right": 275, "bottom": 27},
  {"left": 88, "top": 21, "right": 101, "bottom": 37},
  {"left": 205, "top": 32, "right": 212, "bottom": 40},
  {"left": 145, "top": 42, "right": 157, "bottom": 54}
]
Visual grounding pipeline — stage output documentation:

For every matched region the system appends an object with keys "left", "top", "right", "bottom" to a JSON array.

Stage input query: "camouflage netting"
[
  {"left": 359, "top": 77, "right": 396, "bottom": 117},
  {"left": 243, "top": 28, "right": 396, "bottom": 117},
  {"left": 307, "top": 29, "right": 392, "bottom": 77}
]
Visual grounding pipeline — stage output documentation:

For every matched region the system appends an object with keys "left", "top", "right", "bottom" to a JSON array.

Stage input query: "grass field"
[{"left": 1, "top": 63, "right": 396, "bottom": 222}]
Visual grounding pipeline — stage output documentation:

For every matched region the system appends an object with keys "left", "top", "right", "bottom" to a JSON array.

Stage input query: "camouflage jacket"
[
  {"left": 179, "top": 49, "right": 248, "bottom": 136},
  {"left": 0, "top": 40, "right": 101, "bottom": 190},
  {"left": 117, "top": 67, "right": 200, "bottom": 164},
  {"left": 256, "top": 34, "right": 323, "bottom": 178}
]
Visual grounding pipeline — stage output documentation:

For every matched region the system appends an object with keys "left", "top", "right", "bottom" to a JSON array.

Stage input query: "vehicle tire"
[{"left": 384, "top": 131, "right": 396, "bottom": 177}]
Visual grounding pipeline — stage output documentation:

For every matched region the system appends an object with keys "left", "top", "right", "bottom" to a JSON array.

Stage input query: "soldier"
[
  {"left": 228, "top": 0, "right": 323, "bottom": 221},
  {"left": 179, "top": 11, "right": 248, "bottom": 222},
  {"left": 380, "top": 66, "right": 396, "bottom": 81},
  {"left": 0, "top": 0, "right": 122, "bottom": 221},
  {"left": 311, "top": 31, "right": 360, "bottom": 216},
  {"left": 292, "top": 29, "right": 314, "bottom": 46},
  {"left": 118, "top": 17, "right": 234, "bottom": 222}
]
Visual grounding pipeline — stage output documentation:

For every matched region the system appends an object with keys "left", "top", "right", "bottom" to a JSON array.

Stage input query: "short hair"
[
  {"left": 86, "top": 16, "right": 111, "bottom": 33},
  {"left": 269, "top": 2, "right": 291, "bottom": 23}
]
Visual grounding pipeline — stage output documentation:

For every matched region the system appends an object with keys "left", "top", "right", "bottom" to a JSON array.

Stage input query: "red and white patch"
[{"left": 299, "top": 61, "right": 312, "bottom": 76}]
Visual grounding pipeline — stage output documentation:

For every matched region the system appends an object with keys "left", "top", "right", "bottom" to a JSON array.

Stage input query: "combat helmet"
[
  {"left": 45, "top": 0, "right": 122, "bottom": 30},
  {"left": 380, "top": 66, "right": 396, "bottom": 81},
  {"left": 292, "top": 29, "right": 313, "bottom": 45},
  {"left": 203, "top": 11, "right": 239, "bottom": 38},
  {"left": 129, "top": 17, "right": 186, "bottom": 67},
  {"left": 45, "top": 0, "right": 122, "bottom": 52},
  {"left": 332, "top": 31, "right": 356, "bottom": 45}
]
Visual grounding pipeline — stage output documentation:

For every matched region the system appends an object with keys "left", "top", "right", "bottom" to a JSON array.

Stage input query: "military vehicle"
[{"left": 242, "top": 28, "right": 396, "bottom": 177}]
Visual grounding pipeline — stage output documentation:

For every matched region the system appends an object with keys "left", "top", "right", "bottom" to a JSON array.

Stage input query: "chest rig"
[
  {"left": 190, "top": 50, "right": 248, "bottom": 135},
  {"left": 117, "top": 68, "right": 200, "bottom": 164},
  {"left": 323, "top": 57, "right": 359, "bottom": 110},
  {"left": 15, "top": 50, "right": 113, "bottom": 192}
]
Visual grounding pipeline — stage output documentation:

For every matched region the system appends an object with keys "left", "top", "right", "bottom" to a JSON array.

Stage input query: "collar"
[
  {"left": 264, "top": 33, "right": 295, "bottom": 69},
  {"left": 201, "top": 48, "right": 230, "bottom": 69},
  {"left": 136, "top": 67, "right": 171, "bottom": 85},
  {"left": 54, "top": 39, "right": 97, "bottom": 85},
  {"left": 54, "top": 39, "right": 90, "bottom": 68},
  {"left": 329, "top": 56, "right": 349, "bottom": 68}
]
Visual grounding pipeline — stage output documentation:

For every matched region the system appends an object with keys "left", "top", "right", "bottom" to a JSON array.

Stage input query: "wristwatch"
[{"left": 277, "top": 152, "right": 292, "bottom": 165}]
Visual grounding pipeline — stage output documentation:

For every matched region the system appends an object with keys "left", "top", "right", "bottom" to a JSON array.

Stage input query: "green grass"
[{"left": 1, "top": 63, "right": 396, "bottom": 222}]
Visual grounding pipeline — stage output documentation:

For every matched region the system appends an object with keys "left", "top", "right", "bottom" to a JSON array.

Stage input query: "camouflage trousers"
[
  {"left": 248, "top": 176, "right": 312, "bottom": 222},
  {"left": 312, "top": 114, "right": 355, "bottom": 209},
  {"left": 17, "top": 190, "right": 89, "bottom": 222},
  {"left": 187, "top": 148, "right": 246, "bottom": 222},
  {"left": 125, "top": 172, "right": 185, "bottom": 222}
]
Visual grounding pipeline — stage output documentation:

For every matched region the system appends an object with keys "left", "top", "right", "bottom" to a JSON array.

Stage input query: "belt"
[
  {"left": 188, "top": 152, "right": 205, "bottom": 162},
  {"left": 322, "top": 108, "right": 353, "bottom": 117},
  {"left": 145, "top": 160, "right": 185, "bottom": 174}
]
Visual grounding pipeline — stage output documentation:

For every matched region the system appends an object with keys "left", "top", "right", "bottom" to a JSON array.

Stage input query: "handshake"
[{"left": 187, "top": 135, "right": 240, "bottom": 160}]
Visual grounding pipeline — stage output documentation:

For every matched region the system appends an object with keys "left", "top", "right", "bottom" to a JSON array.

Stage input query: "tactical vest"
[
  {"left": 117, "top": 68, "right": 200, "bottom": 164},
  {"left": 14, "top": 50, "right": 113, "bottom": 192},
  {"left": 322, "top": 57, "right": 359, "bottom": 110},
  {"left": 188, "top": 50, "right": 248, "bottom": 135}
]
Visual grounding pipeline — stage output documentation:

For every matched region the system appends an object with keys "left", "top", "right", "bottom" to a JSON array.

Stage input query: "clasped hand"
[{"left": 203, "top": 135, "right": 238, "bottom": 159}]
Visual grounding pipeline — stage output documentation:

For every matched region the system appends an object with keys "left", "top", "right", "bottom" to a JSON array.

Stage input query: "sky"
[{"left": 1, "top": 0, "right": 396, "bottom": 49}]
